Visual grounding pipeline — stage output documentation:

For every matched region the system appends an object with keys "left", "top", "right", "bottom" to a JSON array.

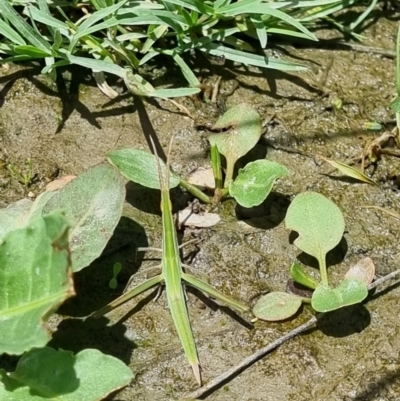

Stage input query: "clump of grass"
[{"left": 0, "top": 0, "right": 378, "bottom": 98}]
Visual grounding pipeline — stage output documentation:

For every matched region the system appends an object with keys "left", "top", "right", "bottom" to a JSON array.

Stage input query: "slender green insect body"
[
  {"left": 157, "top": 137, "right": 201, "bottom": 384},
  {"left": 94, "top": 136, "right": 250, "bottom": 386}
]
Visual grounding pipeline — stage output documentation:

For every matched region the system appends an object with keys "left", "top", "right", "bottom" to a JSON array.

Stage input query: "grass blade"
[
  {"left": 321, "top": 157, "right": 378, "bottom": 186},
  {"left": 171, "top": 52, "right": 200, "bottom": 86},
  {"left": 61, "top": 52, "right": 125, "bottom": 77},
  {"left": 161, "top": 0, "right": 213, "bottom": 13},
  {"left": 250, "top": 14, "right": 267, "bottom": 48},
  {"left": 0, "top": 18, "right": 25, "bottom": 45},
  {"left": 29, "top": 6, "right": 68, "bottom": 31},
  {"left": 200, "top": 42, "right": 307, "bottom": 71},
  {"left": 79, "top": 0, "right": 128, "bottom": 32},
  {"left": 14, "top": 45, "right": 51, "bottom": 58},
  {"left": 152, "top": 87, "right": 200, "bottom": 98},
  {"left": 0, "top": 0, "right": 52, "bottom": 53}
]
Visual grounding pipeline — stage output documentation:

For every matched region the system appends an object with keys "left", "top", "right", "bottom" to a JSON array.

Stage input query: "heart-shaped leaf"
[
  {"left": 107, "top": 148, "right": 180, "bottom": 189},
  {"left": 345, "top": 257, "right": 375, "bottom": 285},
  {"left": 208, "top": 103, "right": 262, "bottom": 184},
  {"left": 290, "top": 262, "right": 318, "bottom": 290},
  {"left": 0, "top": 347, "right": 133, "bottom": 400},
  {"left": 0, "top": 211, "right": 73, "bottom": 355},
  {"left": 229, "top": 160, "right": 288, "bottom": 207},
  {"left": 311, "top": 279, "right": 368, "bottom": 312},
  {"left": 252, "top": 292, "right": 303, "bottom": 321},
  {"left": 43, "top": 164, "right": 125, "bottom": 272}
]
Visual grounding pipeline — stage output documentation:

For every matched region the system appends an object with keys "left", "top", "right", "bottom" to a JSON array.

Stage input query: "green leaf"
[
  {"left": 208, "top": 103, "right": 262, "bottom": 185},
  {"left": 0, "top": 199, "right": 33, "bottom": 240},
  {"left": 152, "top": 87, "right": 200, "bottom": 98},
  {"left": 0, "top": 191, "right": 56, "bottom": 242},
  {"left": 321, "top": 157, "right": 377, "bottom": 186},
  {"left": 0, "top": 211, "right": 73, "bottom": 355},
  {"left": 29, "top": 6, "right": 69, "bottom": 31},
  {"left": 199, "top": 42, "right": 307, "bottom": 71},
  {"left": 227, "top": 4, "right": 317, "bottom": 41},
  {"left": 229, "top": 159, "right": 288, "bottom": 207},
  {"left": 0, "top": 347, "right": 133, "bottom": 400},
  {"left": 0, "top": 0, "right": 52, "bottom": 53},
  {"left": 252, "top": 292, "right": 302, "bottom": 321},
  {"left": 285, "top": 192, "right": 345, "bottom": 266},
  {"left": 107, "top": 148, "right": 180, "bottom": 189},
  {"left": 14, "top": 45, "right": 51, "bottom": 58},
  {"left": 390, "top": 96, "right": 400, "bottom": 114},
  {"left": 171, "top": 52, "right": 201, "bottom": 87},
  {"left": 250, "top": 14, "right": 267, "bottom": 48},
  {"left": 0, "top": 19, "right": 25, "bottom": 45},
  {"left": 61, "top": 53, "right": 125, "bottom": 77},
  {"left": 311, "top": 279, "right": 368, "bottom": 313},
  {"left": 43, "top": 164, "right": 125, "bottom": 272},
  {"left": 290, "top": 262, "right": 318, "bottom": 290},
  {"left": 78, "top": 0, "right": 127, "bottom": 32}
]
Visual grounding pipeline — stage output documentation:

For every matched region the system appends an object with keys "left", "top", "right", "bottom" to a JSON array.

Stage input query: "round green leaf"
[
  {"left": 285, "top": 192, "right": 345, "bottom": 262},
  {"left": 0, "top": 211, "right": 73, "bottom": 355},
  {"left": 208, "top": 103, "right": 262, "bottom": 169},
  {"left": 43, "top": 164, "right": 125, "bottom": 272},
  {"left": 0, "top": 347, "right": 134, "bottom": 400},
  {"left": 107, "top": 148, "right": 180, "bottom": 189},
  {"left": 252, "top": 292, "right": 302, "bottom": 321},
  {"left": 311, "top": 279, "right": 368, "bottom": 313},
  {"left": 229, "top": 160, "right": 288, "bottom": 207}
]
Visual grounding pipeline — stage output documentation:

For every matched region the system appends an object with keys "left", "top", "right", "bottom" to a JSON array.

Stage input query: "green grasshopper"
[{"left": 93, "top": 136, "right": 249, "bottom": 385}]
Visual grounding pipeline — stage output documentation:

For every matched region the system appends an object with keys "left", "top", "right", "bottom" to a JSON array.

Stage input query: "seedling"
[
  {"left": 107, "top": 103, "right": 288, "bottom": 208},
  {"left": 7, "top": 158, "right": 34, "bottom": 187},
  {"left": 253, "top": 192, "right": 371, "bottom": 321},
  {"left": 94, "top": 137, "right": 250, "bottom": 385},
  {"left": 109, "top": 262, "right": 123, "bottom": 290}
]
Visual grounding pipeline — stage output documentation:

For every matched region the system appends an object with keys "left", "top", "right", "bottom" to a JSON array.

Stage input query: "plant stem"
[
  {"left": 223, "top": 158, "right": 235, "bottom": 188},
  {"left": 319, "top": 257, "right": 329, "bottom": 286},
  {"left": 221, "top": 187, "right": 229, "bottom": 198},
  {"left": 179, "top": 178, "right": 211, "bottom": 204},
  {"left": 210, "top": 145, "right": 223, "bottom": 189}
]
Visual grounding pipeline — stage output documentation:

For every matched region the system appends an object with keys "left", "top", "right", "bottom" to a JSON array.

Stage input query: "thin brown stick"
[
  {"left": 183, "top": 268, "right": 400, "bottom": 400},
  {"left": 183, "top": 316, "right": 318, "bottom": 400},
  {"left": 369, "top": 268, "right": 400, "bottom": 290}
]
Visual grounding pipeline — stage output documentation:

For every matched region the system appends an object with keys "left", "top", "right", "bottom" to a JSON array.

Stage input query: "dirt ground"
[{"left": 1, "top": 9, "right": 400, "bottom": 401}]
